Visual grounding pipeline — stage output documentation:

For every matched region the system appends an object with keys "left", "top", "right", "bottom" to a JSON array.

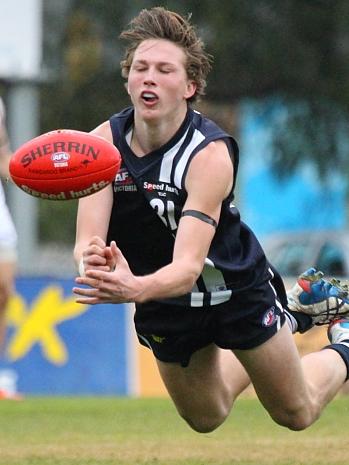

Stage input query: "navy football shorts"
[{"left": 135, "top": 270, "right": 287, "bottom": 367}]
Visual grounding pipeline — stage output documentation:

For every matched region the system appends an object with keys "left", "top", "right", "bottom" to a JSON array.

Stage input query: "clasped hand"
[{"left": 73, "top": 236, "right": 141, "bottom": 304}]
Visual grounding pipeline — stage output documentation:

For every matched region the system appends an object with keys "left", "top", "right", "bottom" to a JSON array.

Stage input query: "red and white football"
[{"left": 9, "top": 129, "right": 121, "bottom": 200}]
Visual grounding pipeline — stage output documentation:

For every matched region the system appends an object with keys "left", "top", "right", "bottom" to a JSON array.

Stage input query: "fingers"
[
  {"left": 82, "top": 237, "right": 108, "bottom": 270},
  {"left": 83, "top": 238, "right": 121, "bottom": 273},
  {"left": 104, "top": 241, "right": 126, "bottom": 272},
  {"left": 74, "top": 241, "right": 132, "bottom": 304},
  {"left": 74, "top": 268, "right": 121, "bottom": 304},
  {"left": 73, "top": 273, "right": 112, "bottom": 302},
  {"left": 110, "top": 241, "right": 128, "bottom": 268},
  {"left": 90, "top": 236, "right": 106, "bottom": 248},
  {"left": 73, "top": 286, "right": 112, "bottom": 305},
  {"left": 104, "top": 243, "right": 116, "bottom": 271},
  {"left": 79, "top": 269, "right": 113, "bottom": 282},
  {"left": 75, "top": 275, "right": 100, "bottom": 289},
  {"left": 73, "top": 279, "right": 123, "bottom": 304},
  {"left": 74, "top": 270, "right": 113, "bottom": 296}
]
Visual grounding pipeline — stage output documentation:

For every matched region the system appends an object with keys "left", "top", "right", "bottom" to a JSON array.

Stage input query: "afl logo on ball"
[
  {"left": 262, "top": 306, "right": 277, "bottom": 327},
  {"left": 51, "top": 152, "right": 70, "bottom": 167}
]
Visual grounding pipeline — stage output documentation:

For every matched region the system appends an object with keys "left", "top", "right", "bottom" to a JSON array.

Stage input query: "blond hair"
[{"left": 120, "top": 7, "right": 212, "bottom": 103}]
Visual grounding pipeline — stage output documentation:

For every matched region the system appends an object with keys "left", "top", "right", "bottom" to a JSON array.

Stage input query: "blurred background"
[{"left": 1, "top": 0, "right": 349, "bottom": 396}]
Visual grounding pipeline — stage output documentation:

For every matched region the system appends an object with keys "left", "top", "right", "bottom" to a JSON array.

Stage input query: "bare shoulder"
[
  {"left": 90, "top": 121, "right": 113, "bottom": 144},
  {"left": 190, "top": 139, "right": 233, "bottom": 172},
  {"left": 186, "top": 139, "right": 234, "bottom": 197}
]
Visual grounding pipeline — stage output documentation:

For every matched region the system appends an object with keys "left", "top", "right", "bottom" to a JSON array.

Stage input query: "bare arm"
[
  {"left": 0, "top": 104, "right": 12, "bottom": 179},
  {"left": 73, "top": 121, "right": 115, "bottom": 273},
  {"left": 73, "top": 139, "right": 234, "bottom": 304},
  {"left": 74, "top": 186, "right": 114, "bottom": 270},
  {"left": 134, "top": 139, "right": 233, "bottom": 301}
]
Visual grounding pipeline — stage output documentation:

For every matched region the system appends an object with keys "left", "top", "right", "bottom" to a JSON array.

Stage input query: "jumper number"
[{"left": 150, "top": 199, "right": 177, "bottom": 231}]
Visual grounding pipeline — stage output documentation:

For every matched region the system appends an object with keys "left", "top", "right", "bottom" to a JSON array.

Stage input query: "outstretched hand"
[{"left": 74, "top": 241, "right": 143, "bottom": 304}]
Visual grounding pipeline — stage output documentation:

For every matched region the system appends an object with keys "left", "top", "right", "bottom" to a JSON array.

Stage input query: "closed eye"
[{"left": 133, "top": 66, "right": 147, "bottom": 72}]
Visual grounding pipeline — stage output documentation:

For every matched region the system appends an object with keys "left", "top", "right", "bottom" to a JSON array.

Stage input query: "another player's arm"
[
  {"left": 73, "top": 121, "right": 115, "bottom": 272},
  {"left": 0, "top": 111, "right": 12, "bottom": 179}
]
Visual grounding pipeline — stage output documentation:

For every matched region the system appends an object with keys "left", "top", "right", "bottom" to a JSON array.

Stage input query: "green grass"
[{"left": 0, "top": 395, "right": 348, "bottom": 465}]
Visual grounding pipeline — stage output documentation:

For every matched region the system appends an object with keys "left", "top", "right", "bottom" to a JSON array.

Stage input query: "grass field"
[{"left": 0, "top": 395, "right": 348, "bottom": 465}]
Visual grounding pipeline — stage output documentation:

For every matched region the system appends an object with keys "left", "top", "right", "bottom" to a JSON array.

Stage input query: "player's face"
[{"left": 127, "top": 39, "right": 196, "bottom": 122}]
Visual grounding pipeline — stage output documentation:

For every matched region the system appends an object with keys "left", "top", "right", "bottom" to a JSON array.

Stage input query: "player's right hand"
[{"left": 80, "top": 236, "right": 115, "bottom": 274}]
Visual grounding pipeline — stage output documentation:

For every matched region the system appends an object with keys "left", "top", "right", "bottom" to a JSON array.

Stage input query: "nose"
[{"left": 143, "top": 68, "right": 156, "bottom": 86}]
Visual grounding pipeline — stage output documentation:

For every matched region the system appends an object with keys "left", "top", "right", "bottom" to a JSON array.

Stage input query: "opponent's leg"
[
  {"left": 234, "top": 323, "right": 347, "bottom": 431},
  {"left": 156, "top": 343, "right": 250, "bottom": 433},
  {"left": 0, "top": 261, "right": 15, "bottom": 352}
]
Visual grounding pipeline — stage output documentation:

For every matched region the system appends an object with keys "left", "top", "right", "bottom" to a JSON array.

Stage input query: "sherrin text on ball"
[{"left": 9, "top": 129, "right": 121, "bottom": 200}]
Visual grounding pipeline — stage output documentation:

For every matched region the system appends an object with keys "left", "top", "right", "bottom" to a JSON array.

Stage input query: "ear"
[{"left": 184, "top": 80, "right": 197, "bottom": 100}]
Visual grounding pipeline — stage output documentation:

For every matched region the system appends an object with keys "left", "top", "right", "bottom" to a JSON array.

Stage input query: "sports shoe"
[
  {"left": 287, "top": 267, "right": 349, "bottom": 326},
  {"left": 328, "top": 318, "right": 349, "bottom": 344}
]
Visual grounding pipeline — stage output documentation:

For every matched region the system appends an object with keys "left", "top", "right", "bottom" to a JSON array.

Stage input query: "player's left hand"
[{"left": 73, "top": 241, "right": 143, "bottom": 304}]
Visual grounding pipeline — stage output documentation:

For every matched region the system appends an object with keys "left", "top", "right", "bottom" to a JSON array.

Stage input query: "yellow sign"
[{"left": 6, "top": 285, "right": 88, "bottom": 365}]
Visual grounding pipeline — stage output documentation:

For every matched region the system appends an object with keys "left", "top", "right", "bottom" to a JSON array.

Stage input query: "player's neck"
[{"left": 132, "top": 107, "right": 187, "bottom": 156}]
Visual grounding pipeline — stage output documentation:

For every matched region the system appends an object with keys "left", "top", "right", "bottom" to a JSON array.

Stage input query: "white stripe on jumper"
[
  {"left": 267, "top": 267, "right": 284, "bottom": 314},
  {"left": 174, "top": 129, "right": 205, "bottom": 189},
  {"left": 201, "top": 258, "right": 228, "bottom": 292},
  {"left": 159, "top": 129, "right": 190, "bottom": 183},
  {"left": 190, "top": 290, "right": 232, "bottom": 307}
]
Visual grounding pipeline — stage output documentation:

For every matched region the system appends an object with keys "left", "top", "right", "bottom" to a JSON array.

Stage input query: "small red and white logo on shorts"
[{"left": 262, "top": 306, "right": 277, "bottom": 327}]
